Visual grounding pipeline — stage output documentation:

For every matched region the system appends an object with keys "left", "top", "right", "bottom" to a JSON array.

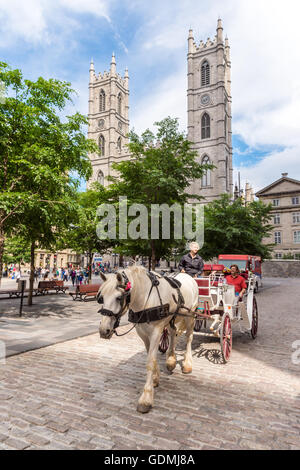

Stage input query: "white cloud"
[
  {"left": 234, "top": 146, "right": 300, "bottom": 194},
  {"left": 0, "top": 0, "right": 111, "bottom": 46}
]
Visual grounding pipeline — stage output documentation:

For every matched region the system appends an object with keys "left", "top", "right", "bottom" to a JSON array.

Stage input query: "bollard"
[{"left": 19, "top": 280, "right": 26, "bottom": 317}]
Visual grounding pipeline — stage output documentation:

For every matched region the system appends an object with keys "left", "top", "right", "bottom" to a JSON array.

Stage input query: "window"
[
  {"left": 201, "top": 61, "right": 210, "bottom": 86},
  {"left": 117, "top": 137, "right": 121, "bottom": 152},
  {"left": 292, "top": 197, "right": 299, "bottom": 205},
  {"left": 118, "top": 92, "right": 122, "bottom": 115},
  {"left": 99, "top": 89, "right": 105, "bottom": 112},
  {"left": 272, "top": 199, "right": 280, "bottom": 207},
  {"left": 99, "top": 134, "right": 105, "bottom": 156},
  {"left": 97, "top": 170, "right": 104, "bottom": 185},
  {"left": 274, "top": 231, "right": 281, "bottom": 244},
  {"left": 273, "top": 214, "right": 280, "bottom": 225},
  {"left": 201, "top": 155, "right": 211, "bottom": 187},
  {"left": 224, "top": 116, "right": 227, "bottom": 140},
  {"left": 293, "top": 231, "right": 300, "bottom": 243},
  {"left": 275, "top": 253, "right": 282, "bottom": 259},
  {"left": 201, "top": 113, "right": 210, "bottom": 139},
  {"left": 293, "top": 213, "right": 300, "bottom": 224}
]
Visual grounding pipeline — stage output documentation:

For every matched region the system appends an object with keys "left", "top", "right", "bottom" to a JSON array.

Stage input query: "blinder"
[{"left": 98, "top": 271, "right": 132, "bottom": 331}]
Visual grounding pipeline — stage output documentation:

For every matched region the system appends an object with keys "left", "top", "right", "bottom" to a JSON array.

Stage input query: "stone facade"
[
  {"left": 87, "top": 54, "right": 130, "bottom": 186},
  {"left": 187, "top": 19, "right": 233, "bottom": 202},
  {"left": 256, "top": 173, "right": 300, "bottom": 259}
]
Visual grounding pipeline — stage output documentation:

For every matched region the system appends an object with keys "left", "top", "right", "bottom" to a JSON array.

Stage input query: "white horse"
[{"left": 98, "top": 266, "right": 199, "bottom": 413}]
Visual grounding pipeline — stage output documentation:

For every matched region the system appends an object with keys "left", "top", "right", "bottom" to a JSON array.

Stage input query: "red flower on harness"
[{"left": 125, "top": 282, "right": 131, "bottom": 291}]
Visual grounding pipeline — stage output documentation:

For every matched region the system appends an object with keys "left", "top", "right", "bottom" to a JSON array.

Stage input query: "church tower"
[
  {"left": 87, "top": 54, "right": 130, "bottom": 186},
  {"left": 187, "top": 19, "right": 233, "bottom": 202}
]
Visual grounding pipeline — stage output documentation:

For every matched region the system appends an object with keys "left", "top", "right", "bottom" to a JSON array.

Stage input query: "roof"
[{"left": 256, "top": 176, "right": 300, "bottom": 197}]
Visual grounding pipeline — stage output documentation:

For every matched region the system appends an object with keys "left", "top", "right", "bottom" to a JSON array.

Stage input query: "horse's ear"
[
  {"left": 100, "top": 272, "right": 107, "bottom": 282},
  {"left": 116, "top": 273, "right": 123, "bottom": 284}
]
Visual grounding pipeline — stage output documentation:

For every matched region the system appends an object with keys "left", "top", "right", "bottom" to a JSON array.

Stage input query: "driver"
[
  {"left": 178, "top": 242, "right": 204, "bottom": 278},
  {"left": 226, "top": 264, "right": 247, "bottom": 300}
]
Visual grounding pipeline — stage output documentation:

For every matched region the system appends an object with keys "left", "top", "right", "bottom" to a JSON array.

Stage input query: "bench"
[
  {"left": 69, "top": 284, "right": 101, "bottom": 301},
  {"left": 36, "top": 280, "right": 68, "bottom": 295}
]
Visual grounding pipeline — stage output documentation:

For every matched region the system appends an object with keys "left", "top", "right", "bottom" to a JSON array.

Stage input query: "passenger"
[
  {"left": 226, "top": 265, "right": 247, "bottom": 300},
  {"left": 178, "top": 242, "right": 204, "bottom": 278}
]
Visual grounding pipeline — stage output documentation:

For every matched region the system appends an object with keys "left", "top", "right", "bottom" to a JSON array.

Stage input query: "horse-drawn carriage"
[
  {"left": 98, "top": 265, "right": 258, "bottom": 413},
  {"left": 159, "top": 266, "right": 258, "bottom": 363}
]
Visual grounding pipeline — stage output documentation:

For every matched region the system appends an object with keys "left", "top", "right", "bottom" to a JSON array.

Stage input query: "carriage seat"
[{"left": 195, "top": 278, "right": 210, "bottom": 296}]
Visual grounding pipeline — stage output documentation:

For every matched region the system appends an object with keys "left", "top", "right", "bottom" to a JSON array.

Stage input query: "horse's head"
[{"left": 98, "top": 271, "right": 131, "bottom": 339}]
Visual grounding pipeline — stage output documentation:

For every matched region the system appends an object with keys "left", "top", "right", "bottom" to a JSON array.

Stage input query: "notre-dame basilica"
[{"left": 87, "top": 18, "right": 233, "bottom": 201}]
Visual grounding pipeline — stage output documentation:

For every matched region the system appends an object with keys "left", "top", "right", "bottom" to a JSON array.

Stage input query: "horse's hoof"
[
  {"left": 182, "top": 365, "right": 192, "bottom": 374},
  {"left": 166, "top": 358, "right": 176, "bottom": 372},
  {"left": 137, "top": 403, "right": 152, "bottom": 414}
]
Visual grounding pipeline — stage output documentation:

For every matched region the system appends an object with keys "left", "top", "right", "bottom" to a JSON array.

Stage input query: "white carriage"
[{"left": 194, "top": 271, "right": 258, "bottom": 362}]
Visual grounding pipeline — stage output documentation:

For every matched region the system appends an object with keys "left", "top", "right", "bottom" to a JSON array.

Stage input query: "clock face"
[
  {"left": 98, "top": 119, "right": 105, "bottom": 129},
  {"left": 200, "top": 94, "right": 210, "bottom": 106}
]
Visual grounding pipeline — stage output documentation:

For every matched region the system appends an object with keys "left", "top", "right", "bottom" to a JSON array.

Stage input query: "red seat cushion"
[
  {"left": 196, "top": 279, "right": 209, "bottom": 287},
  {"left": 212, "top": 264, "right": 225, "bottom": 271},
  {"left": 198, "top": 288, "right": 210, "bottom": 296}
]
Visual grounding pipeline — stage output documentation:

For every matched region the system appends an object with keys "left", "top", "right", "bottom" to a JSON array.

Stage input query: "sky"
[{"left": 1, "top": 0, "right": 300, "bottom": 193}]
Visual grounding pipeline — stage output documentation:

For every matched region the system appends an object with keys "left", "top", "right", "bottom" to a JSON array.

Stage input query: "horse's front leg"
[
  {"left": 166, "top": 325, "right": 178, "bottom": 372},
  {"left": 182, "top": 317, "right": 195, "bottom": 374},
  {"left": 136, "top": 325, "right": 161, "bottom": 413}
]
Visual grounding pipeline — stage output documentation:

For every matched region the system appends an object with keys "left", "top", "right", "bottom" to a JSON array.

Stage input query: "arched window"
[
  {"left": 99, "top": 134, "right": 105, "bottom": 156},
  {"left": 117, "top": 136, "right": 121, "bottom": 152},
  {"left": 117, "top": 92, "right": 122, "bottom": 115},
  {"left": 201, "top": 155, "right": 211, "bottom": 187},
  {"left": 97, "top": 170, "right": 104, "bottom": 185},
  {"left": 201, "top": 60, "right": 210, "bottom": 86},
  {"left": 201, "top": 113, "right": 210, "bottom": 139},
  {"left": 99, "top": 89, "right": 105, "bottom": 112}
]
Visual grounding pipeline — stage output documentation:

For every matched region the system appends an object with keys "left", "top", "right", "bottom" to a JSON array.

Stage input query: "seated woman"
[
  {"left": 178, "top": 242, "right": 204, "bottom": 278},
  {"left": 226, "top": 264, "right": 247, "bottom": 300}
]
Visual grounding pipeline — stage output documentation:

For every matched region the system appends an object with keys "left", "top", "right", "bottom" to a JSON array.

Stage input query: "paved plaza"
[{"left": 0, "top": 278, "right": 299, "bottom": 450}]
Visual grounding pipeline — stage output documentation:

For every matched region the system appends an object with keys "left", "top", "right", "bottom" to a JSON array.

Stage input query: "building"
[
  {"left": 187, "top": 19, "right": 233, "bottom": 201},
  {"left": 256, "top": 173, "right": 300, "bottom": 259},
  {"left": 87, "top": 54, "right": 130, "bottom": 186},
  {"left": 87, "top": 19, "right": 233, "bottom": 201}
]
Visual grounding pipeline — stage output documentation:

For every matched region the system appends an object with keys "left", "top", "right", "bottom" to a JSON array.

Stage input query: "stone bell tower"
[
  {"left": 187, "top": 19, "right": 233, "bottom": 202},
  {"left": 87, "top": 54, "right": 130, "bottom": 186}
]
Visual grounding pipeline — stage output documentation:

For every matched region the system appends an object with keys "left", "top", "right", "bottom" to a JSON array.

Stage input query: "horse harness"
[{"left": 98, "top": 271, "right": 191, "bottom": 334}]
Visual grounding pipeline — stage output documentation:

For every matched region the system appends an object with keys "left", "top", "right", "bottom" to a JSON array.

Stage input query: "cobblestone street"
[{"left": 0, "top": 278, "right": 299, "bottom": 450}]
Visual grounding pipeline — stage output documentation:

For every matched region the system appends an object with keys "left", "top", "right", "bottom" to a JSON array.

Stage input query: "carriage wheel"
[
  {"left": 251, "top": 297, "right": 258, "bottom": 339},
  {"left": 158, "top": 328, "right": 169, "bottom": 354},
  {"left": 220, "top": 313, "right": 232, "bottom": 363},
  {"left": 194, "top": 317, "right": 204, "bottom": 332}
]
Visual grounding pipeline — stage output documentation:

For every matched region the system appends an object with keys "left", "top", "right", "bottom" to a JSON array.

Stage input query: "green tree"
[
  {"left": 61, "top": 184, "right": 114, "bottom": 282},
  {"left": 106, "top": 117, "right": 213, "bottom": 269},
  {"left": 3, "top": 236, "right": 31, "bottom": 268},
  {"left": 0, "top": 62, "right": 98, "bottom": 294},
  {"left": 199, "top": 194, "right": 274, "bottom": 261}
]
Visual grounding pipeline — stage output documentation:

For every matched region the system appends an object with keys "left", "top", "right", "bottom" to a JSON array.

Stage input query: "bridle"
[{"left": 98, "top": 272, "right": 131, "bottom": 331}]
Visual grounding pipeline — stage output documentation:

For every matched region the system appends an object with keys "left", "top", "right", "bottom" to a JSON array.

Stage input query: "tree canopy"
[
  {"left": 105, "top": 117, "right": 213, "bottom": 268},
  {"left": 0, "top": 62, "right": 97, "bottom": 295},
  {"left": 199, "top": 194, "right": 274, "bottom": 261}
]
